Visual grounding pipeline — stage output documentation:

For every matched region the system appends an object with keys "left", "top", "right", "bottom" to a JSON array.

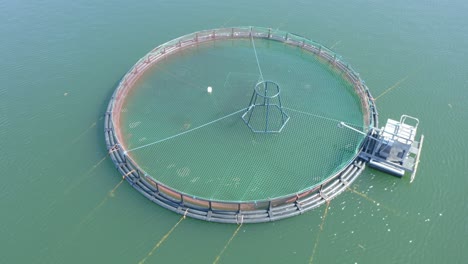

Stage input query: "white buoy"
[{"left": 207, "top": 86, "right": 212, "bottom": 93}]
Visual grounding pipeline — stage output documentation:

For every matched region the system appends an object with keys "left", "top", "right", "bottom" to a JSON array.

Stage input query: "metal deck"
[{"left": 358, "top": 115, "right": 424, "bottom": 180}]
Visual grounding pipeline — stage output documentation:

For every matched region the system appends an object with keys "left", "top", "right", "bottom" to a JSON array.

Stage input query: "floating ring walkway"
[{"left": 104, "top": 27, "right": 378, "bottom": 223}]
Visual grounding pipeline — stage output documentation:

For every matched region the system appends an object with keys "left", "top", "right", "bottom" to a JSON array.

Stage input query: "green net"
[{"left": 119, "top": 37, "right": 365, "bottom": 202}]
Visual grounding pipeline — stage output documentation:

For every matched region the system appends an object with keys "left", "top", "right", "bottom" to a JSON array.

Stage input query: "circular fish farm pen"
[{"left": 104, "top": 27, "right": 378, "bottom": 224}]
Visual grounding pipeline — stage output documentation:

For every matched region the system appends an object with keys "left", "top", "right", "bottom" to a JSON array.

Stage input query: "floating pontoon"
[{"left": 356, "top": 115, "right": 424, "bottom": 182}]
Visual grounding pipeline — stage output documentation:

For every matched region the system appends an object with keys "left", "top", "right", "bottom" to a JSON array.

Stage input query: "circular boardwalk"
[{"left": 104, "top": 27, "right": 378, "bottom": 223}]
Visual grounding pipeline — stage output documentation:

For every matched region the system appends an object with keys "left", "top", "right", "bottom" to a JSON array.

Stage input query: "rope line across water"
[
  {"left": 126, "top": 108, "right": 246, "bottom": 153},
  {"left": 283, "top": 107, "right": 364, "bottom": 128},
  {"left": 250, "top": 34, "right": 264, "bottom": 82}
]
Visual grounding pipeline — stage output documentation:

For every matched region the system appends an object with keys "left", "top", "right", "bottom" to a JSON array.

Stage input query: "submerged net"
[{"left": 117, "top": 31, "right": 367, "bottom": 202}]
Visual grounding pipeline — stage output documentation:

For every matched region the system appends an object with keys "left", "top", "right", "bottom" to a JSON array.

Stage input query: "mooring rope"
[
  {"left": 251, "top": 34, "right": 264, "bottom": 82},
  {"left": 329, "top": 40, "right": 341, "bottom": 50},
  {"left": 374, "top": 75, "right": 409, "bottom": 101},
  {"left": 126, "top": 108, "right": 246, "bottom": 153},
  {"left": 84, "top": 154, "right": 108, "bottom": 174},
  {"left": 283, "top": 107, "right": 364, "bottom": 128},
  {"left": 125, "top": 106, "right": 365, "bottom": 154},
  {"left": 71, "top": 121, "right": 97, "bottom": 144},
  {"left": 347, "top": 187, "right": 398, "bottom": 214},
  {"left": 78, "top": 195, "right": 110, "bottom": 226},
  {"left": 64, "top": 155, "right": 112, "bottom": 194},
  {"left": 212, "top": 216, "right": 244, "bottom": 264},
  {"left": 138, "top": 210, "right": 188, "bottom": 264},
  {"left": 78, "top": 176, "right": 127, "bottom": 227},
  {"left": 107, "top": 170, "right": 133, "bottom": 196},
  {"left": 309, "top": 201, "right": 330, "bottom": 264},
  {"left": 220, "top": 15, "right": 235, "bottom": 27}
]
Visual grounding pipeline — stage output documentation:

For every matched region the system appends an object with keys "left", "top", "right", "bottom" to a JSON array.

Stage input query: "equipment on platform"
[{"left": 341, "top": 115, "right": 424, "bottom": 182}]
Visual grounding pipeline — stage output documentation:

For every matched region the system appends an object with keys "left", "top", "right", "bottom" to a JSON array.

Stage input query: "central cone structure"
[{"left": 242, "top": 80, "right": 290, "bottom": 133}]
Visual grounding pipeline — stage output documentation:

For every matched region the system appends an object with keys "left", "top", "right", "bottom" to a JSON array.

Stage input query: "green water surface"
[{"left": 1, "top": 0, "right": 467, "bottom": 263}]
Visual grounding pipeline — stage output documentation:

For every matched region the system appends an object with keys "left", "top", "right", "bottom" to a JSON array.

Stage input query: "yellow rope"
[
  {"left": 347, "top": 187, "right": 379, "bottom": 204},
  {"left": 213, "top": 218, "right": 244, "bottom": 264},
  {"left": 347, "top": 187, "right": 397, "bottom": 214},
  {"left": 71, "top": 121, "right": 97, "bottom": 144},
  {"left": 84, "top": 155, "right": 108, "bottom": 175},
  {"left": 65, "top": 144, "right": 122, "bottom": 194},
  {"left": 80, "top": 196, "right": 109, "bottom": 224},
  {"left": 330, "top": 40, "right": 341, "bottom": 49},
  {"left": 138, "top": 211, "right": 187, "bottom": 264},
  {"left": 309, "top": 201, "right": 330, "bottom": 264},
  {"left": 109, "top": 179, "right": 125, "bottom": 197},
  {"left": 220, "top": 15, "right": 235, "bottom": 27},
  {"left": 374, "top": 75, "right": 409, "bottom": 100},
  {"left": 64, "top": 154, "right": 109, "bottom": 194},
  {"left": 78, "top": 177, "right": 126, "bottom": 227}
]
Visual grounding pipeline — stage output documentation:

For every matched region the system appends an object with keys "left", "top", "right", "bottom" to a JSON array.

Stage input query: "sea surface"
[{"left": 1, "top": 0, "right": 467, "bottom": 263}]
